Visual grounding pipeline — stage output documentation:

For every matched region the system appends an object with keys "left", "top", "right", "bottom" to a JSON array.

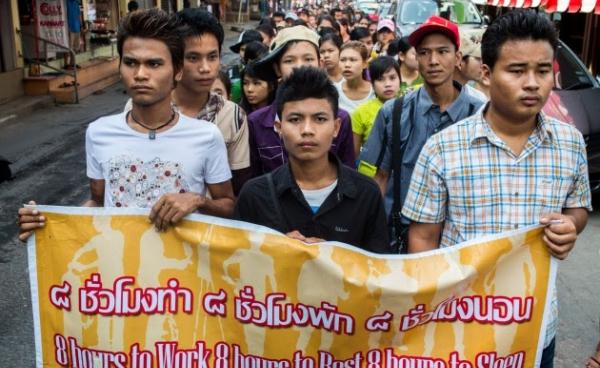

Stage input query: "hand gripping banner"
[{"left": 28, "top": 206, "right": 556, "bottom": 368}]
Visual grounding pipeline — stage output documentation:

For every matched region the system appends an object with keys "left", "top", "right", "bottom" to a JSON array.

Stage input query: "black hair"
[
  {"left": 272, "top": 11, "right": 285, "bottom": 19},
  {"left": 117, "top": 9, "right": 184, "bottom": 73},
  {"left": 293, "top": 19, "right": 308, "bottom": 27},
  {"left": 241, "top": 62, "right": 277, "bottom": 113},
  {"left": 482, "top": 9, "right": 558, "bottom": 70},
  {"left": 177, "top": 8, "right": 224, "bottom": 54},
  {"left": 275, "top": 66, "right": 339, "bottom": 119},
  {"left": 330, "top": 7, "right": 342, "bottom": 17},
  {"left": 344, "top": 7, "right": 355, "bottom": 24},
  {"left": 317, "top": 15, "right": 340, "bottom": 33},
  {"left": 369, "top": 56, "right": 400, "bottom": 82},
  {"left": 243, "top": 41, "right": 269, "bottom": 64},
  {"left": 259, "top": 16, "right": 275, "bottom": 28},
  {"left": 319, "top": 32, "right": 343, "bottom": 49},
  {"left": 127, "top": 0, "right": 139, "bottom": 12},
  {"left": 350, "top": 27, "right": 370, "bottom": 42},
  {"left": 318, "top": 27, "right": 338, "bottom": 38},
  {"left": 255, "top": 23, "right": 275, "bottom": 40},
  {"left": 216, "top": 69, "right": 232, "bottom": 98},
  {"left": 386, "top": 36, "right": 411, "bottom": 58}
]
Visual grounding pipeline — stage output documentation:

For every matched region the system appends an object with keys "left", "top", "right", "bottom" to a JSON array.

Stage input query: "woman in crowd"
[
  {"left": 387, "top": 37, "right": 423, "bottom": 95},
  {"left": 319, "top": 32, "right": 344, "bottom": 84},
  {"left": 338, "top": 18, "right": 351, "bottom": 43},
  {"left": 336, "top": 41, "right": 374, "bottom": 114},
  {"left": 351, "top": 56, "right": 400, "bottom": 158},
  {"left": 349, "top": 26, "right": 374, "bottom": 60},
  {"left": 240, "top": 62, "right": 276, "bottom": 114},
  {"left": 357, "top": 14, "right": 370, "bottom": 28},
  {"left": 317, "top": 14, "right": 340, "bottom": 34}
]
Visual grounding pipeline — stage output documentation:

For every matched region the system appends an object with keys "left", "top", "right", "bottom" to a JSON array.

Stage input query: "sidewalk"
[{"left": 0, "top": 20, "right": 254, "bottom": 127}]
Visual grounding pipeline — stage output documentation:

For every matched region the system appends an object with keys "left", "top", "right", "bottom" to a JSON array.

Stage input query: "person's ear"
[
  {"left": 173, "top": 67, "right": 183, "bottom": 88},
  {"left": 481, "top": 63, "right": 492, "bottom": 87},
  {"left": 398, "top": 51, "right": 405, "bottom": 63},
  {"left": 455, "top": 50, "right": 462, "bottom": 69},
  {"left": 333, "top": 117, "right": 341, "bottom": 138},
  {"left": 274, "top": 119, "right": 283, "bottom": 137}
]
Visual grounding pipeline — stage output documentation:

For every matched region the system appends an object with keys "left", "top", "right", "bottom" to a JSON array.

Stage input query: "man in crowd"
[
  {"left": 454, "top": 30, "right": 488, "bottom": 101},
  {"left": 402, "top": 11, "right": 591, "bottom": 367},
  {"left": 248, "top": 25, "right": 355, "bottom": 176},
  {"left": 359, "top": 16, "right": 484, "bottom": 250},
  {"left": 330, "top": 7, "right": 343, "bottom": 22},
  {"left": 236, "top": 67, "right": 390, "bottom": 253},
  {"left": 272, "top": 11, "right": 286, "bottom": 30},
  {"left": 18, "top": 9, "right": 234, "bottom": 240},
  {"left": 124, "top": 9, "right": 252, "bottom": 194}
]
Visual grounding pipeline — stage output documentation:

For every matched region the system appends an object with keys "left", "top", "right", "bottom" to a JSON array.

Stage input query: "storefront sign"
[{"left": 36, "top": 0, "right": 68, "bottom": 53}]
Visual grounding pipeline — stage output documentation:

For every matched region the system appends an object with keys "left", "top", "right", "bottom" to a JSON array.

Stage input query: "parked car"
[
  {"left": 378, "top": 2, "right": 394, "bottom": 19},
  {"left": 386, "top": 0, "right": 487, "bottom": 38},
  {"left": 543, "top": 40, "right": 600, "bottom": 192},
  {"left": 358, "top": 1, "right": 380, "bottom": 14}
]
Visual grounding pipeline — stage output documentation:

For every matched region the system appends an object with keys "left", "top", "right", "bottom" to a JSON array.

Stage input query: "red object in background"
[
  {"left": 542, "top": 92, "right": 575, "bottom": 125},
  {"left": 545, "top": 0, "right": 558, "bottom": 12},
  {"left": 568, "top": 0, "right": 582, "bottom": 12},
  {"left": 489, "top": 0, "right": 600, "bottom": 13}
]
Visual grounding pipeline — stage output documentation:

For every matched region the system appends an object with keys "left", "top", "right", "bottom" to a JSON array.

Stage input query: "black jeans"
[{"left": 540, "top": 337, "right": 555, "bottom": 368}]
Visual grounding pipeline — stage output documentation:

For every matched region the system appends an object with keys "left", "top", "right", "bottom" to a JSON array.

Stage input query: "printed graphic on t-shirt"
[{"left": 107, "top": 155, "right": 190, "bottom": 208}]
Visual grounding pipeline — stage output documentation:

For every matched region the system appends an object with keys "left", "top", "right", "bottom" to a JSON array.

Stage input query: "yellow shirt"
[{"left": 351, "top": 97, "right": 383, "bottom": 148}]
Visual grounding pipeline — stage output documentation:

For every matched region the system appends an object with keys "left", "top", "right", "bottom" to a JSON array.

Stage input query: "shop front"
[
  {"left": 0, "top": 0, "right": 25, "bottom": 104},
  {"left": 0, "top": 0, "right": 123, "bottom": 103}
]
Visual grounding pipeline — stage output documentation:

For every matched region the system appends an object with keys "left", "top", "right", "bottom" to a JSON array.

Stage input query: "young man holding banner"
[
  {"left": 401, "top": 10, "right": 591, "bottom": 367},
  {"left": 17, "top": 9, "right": 234, "bottom": 240}
]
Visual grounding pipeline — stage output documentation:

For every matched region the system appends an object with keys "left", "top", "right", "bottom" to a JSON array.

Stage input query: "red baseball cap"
[{"left": 408, "top": 16, "right": 460, "bottom": 49}]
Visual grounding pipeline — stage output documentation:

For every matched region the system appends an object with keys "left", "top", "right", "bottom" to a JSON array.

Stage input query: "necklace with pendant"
[{"left": 129, "top": 109, "right": 177, "bottom": 140}]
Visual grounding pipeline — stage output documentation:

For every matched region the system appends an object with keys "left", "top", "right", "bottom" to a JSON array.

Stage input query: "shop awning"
[{"left": 486, "top": 0, "right": 600, "bottom": 13}]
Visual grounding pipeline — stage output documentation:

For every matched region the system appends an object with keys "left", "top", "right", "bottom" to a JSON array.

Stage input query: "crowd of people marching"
[{"left": 16, "top": 3, "right": 596, "bottom": 366}]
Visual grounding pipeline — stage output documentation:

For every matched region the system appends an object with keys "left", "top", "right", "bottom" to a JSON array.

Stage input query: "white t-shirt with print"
[{"left": 86, "top": 112, "right": 232, "bottom": 208}]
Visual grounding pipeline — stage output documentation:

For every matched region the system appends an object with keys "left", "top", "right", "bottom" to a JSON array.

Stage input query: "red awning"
[{"left": 487, "top": 0, "right": 600, "bottom": 13}]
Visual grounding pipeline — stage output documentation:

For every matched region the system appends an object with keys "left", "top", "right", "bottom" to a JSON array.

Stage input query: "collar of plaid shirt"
[{"left": 468, "top": 104, "right": 558, "bottom": 152}]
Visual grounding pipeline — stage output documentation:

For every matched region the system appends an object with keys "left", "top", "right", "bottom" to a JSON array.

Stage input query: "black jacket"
[{"left": 234, "top": 156, "right": 391, "bottom": 253}]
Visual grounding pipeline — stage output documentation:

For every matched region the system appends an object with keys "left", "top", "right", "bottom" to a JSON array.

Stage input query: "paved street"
[{"left": 0, "top": 27, "right": 599, "bottom": 368}]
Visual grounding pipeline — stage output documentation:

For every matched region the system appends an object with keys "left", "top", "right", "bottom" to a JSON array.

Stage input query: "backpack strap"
[{"left": 390, "top": 97, "right": 405, "bottom": 216}]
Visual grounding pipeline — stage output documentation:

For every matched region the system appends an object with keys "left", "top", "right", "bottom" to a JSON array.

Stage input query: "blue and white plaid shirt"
[{"left": 402, "top": 104, "right": 592, "bottom": 346}]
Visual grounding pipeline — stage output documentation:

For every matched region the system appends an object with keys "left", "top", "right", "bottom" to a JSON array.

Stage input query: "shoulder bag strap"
[
  {"left": 266, "top": 172, "right": 289, "bottom": 233},
  {"left": 391, "top": 97, "right": 405, "bottom": 215}
]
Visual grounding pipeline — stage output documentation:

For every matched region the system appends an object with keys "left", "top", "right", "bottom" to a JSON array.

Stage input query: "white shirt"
[
  {"left": 301, "top": 180, "right": 338, "bottom": 214},
  {"left": 86, "top": 112, "right": 231, "bottom": 208},
  {"left": 335, "top": 82, "right": 375, "bottom": 115}
]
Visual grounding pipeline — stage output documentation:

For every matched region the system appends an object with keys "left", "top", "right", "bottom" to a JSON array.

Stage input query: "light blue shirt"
[{"left": 359, "top": 82, "right": 485, "bottom": 222}]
